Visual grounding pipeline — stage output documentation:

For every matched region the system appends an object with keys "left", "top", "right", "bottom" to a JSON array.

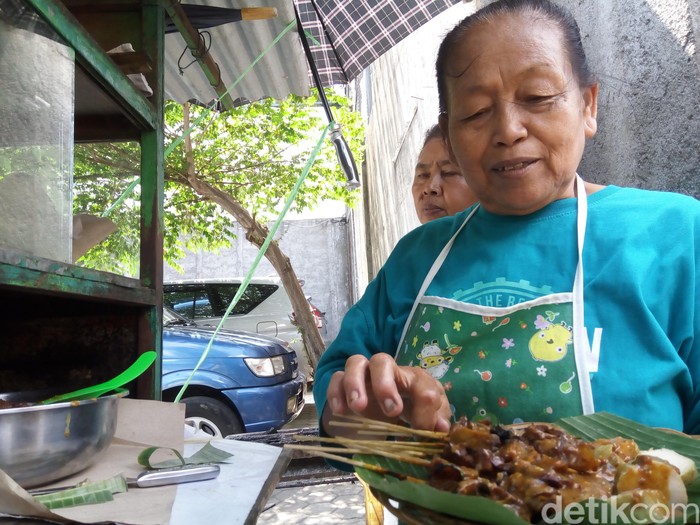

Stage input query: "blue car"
[{"left": 161, "top": 307, "right": 306, "bottom": 437}]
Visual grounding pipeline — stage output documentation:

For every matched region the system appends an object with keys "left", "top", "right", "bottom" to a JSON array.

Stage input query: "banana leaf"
[
  {"left": 137, "top": 442, "right": 233, "bottom": 469},
  {"left": 34, "top": 475, "right": 128, "bottom": 510},
  {"left": 354, "top": 412, "right": 700, "bottom": 525}
]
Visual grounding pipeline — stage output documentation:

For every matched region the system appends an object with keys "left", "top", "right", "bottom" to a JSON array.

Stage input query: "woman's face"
[
  {"left": 412, "top": 137, "right": 477, "bottom": 223},
  {"left": 440, "top": 12, "right": 598, "bottom": 216}
]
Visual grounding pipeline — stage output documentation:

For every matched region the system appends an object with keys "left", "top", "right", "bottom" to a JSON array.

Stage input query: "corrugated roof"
[{"left": 164, "top": 0, "right": 311, "bottom": 106}]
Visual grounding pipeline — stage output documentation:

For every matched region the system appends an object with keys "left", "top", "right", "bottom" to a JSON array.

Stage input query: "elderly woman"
[
  {"left": 315, "top": 0, "right": 700, "bottom": 438},
  {"left": 412, "top": 124, "right": 477, "bottom": 224}
]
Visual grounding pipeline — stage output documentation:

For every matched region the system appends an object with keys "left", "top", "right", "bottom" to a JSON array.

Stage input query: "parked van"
[{"left": 163, "top": 277, "right": 322, "bottom": 381}]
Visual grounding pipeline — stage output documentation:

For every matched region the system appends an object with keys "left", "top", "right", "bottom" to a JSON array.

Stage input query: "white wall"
[
  {"left": 351, "top": 2, "right": 478, "bottom": 281},
  {"left": 163, "top": 215, "right": 354, "bottom": 345}
]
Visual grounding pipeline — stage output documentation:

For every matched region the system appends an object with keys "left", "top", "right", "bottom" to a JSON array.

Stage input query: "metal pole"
[{"left": 294, "top": 6, "right": 360, "bottom": 188}]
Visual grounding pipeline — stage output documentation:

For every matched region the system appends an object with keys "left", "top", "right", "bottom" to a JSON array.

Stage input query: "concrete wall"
[
  {"left": 352, "top": 0, "right": 700, "bottom": 283},
  {"left": 350, "top": 2, "right": 478, "bottom": 280},
  {"left": 163, "top": 216, "right": 354, "bottom": 345},
  {"left": 575, "top": 0, "right": 700, "bottom": 197}
]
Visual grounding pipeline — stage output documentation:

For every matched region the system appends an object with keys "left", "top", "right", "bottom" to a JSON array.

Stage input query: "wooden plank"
[
  {"left": 137, "top": 0, "right": 165, "bottom": 400},
  {"left": 0, "top": 248, "right": 157, "bottom": 305}
]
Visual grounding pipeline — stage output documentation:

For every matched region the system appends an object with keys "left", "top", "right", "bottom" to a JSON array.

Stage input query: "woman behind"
[
  {"left": 315, "top": 0, "right": 700, "bottom": 439},
  {"left": 412, "top": 124, "right": 477, "bottom": 224}
]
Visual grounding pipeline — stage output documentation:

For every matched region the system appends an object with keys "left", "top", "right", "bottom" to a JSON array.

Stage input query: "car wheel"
[{"left": 182, "top": 396, "right": 244, "bottom": 438}]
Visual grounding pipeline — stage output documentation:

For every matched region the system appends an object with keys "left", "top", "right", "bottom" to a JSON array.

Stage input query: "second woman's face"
[
  {"left": 441, "top": 12, "right": 598, "bottom": 216},
  {"left": 412, "top": 138, "right": 477, "bottom": 224}
]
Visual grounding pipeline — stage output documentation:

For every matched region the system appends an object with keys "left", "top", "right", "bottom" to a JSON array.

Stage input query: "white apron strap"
[
  {"left": 573, "top": 174, "right": 595, "bottom": 414},
  {"left": 394, "top": 207, "right": 477, "bottom": 357}
]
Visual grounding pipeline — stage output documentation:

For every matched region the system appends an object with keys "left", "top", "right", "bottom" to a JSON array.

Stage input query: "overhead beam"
[{"left": 162, "top": 0, "right": 235, "bottom": 110}]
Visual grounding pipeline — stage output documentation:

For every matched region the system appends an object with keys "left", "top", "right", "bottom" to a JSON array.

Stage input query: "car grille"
[{"left": 286, "top": 351, "right": 299, "bottom": 378}]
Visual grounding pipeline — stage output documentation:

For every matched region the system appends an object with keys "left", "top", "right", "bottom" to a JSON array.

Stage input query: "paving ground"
[{"left": 257, "top": 480, "right": 367, "bottom": 524}]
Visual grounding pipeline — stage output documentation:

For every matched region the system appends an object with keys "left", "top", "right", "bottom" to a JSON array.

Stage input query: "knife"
[{"left": 29, "top": 464, "right": 221, "bottom": 495}]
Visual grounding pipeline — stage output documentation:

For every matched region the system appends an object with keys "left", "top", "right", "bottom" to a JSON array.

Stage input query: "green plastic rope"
[{"left": 102, "top": 176, "right": 139, "bottom": 217}]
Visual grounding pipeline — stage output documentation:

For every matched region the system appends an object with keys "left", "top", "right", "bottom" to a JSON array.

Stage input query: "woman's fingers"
[
  {"left": 326, "top": 370, "right": 349, "bottom": 415},
  {"left": 397, "top": 368, "right": 452, "bottom": 432},
  {"left": 326, "top": 354, "right": 374, "bottom": 416},
  {"left": 341, "top": 353, "right": 373, "bottom": 411},
  {"left": 367, "top": 353, "right": 406, "bottom": 418},
  {"left": 326, "top": 353, "right": 452, "bottom": 432}
]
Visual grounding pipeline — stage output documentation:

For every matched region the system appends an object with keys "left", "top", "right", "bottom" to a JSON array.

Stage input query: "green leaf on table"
[
  {"left": 138, "top": 442, "right": 233, "bottom": 469},
  {"left": 186, "top": 442, "right": 234, "bottom": 464},
  {"left": 34, "top": 475, "right": 128, "bottom": 510},
  {"left": 137, "top": 446, "right": 186, "bottom": 469}
]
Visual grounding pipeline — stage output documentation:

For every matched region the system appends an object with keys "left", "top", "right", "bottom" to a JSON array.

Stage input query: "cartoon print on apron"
[{"left": 395, "top": 176, "right": 595, "bottom": 425}]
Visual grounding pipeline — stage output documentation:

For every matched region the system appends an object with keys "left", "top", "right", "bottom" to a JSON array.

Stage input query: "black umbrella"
[
  {"left": 293, "top": 0, "right": 462, "bottom": 88},
  {"left": 292, "top": 0, "right": 460, "bottom": 187},
  {"left": 164, "top": 4, "right": 278, "bottom": 34}
]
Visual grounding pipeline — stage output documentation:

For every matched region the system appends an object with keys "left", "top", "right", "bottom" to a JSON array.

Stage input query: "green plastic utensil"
[{"left": 41, "top": 351, "right": 157, "bottom": 405}]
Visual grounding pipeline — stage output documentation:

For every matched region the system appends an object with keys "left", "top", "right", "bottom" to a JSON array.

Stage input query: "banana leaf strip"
[
  {"left": 34, "top": 476, "right": 128, "bottom": 510},
  {"left": 138, "top": 442, "right": 233, "bottom": 469}
]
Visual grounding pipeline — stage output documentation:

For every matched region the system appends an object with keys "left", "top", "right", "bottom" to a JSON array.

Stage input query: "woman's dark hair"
[
  {"left": 422, "top": 124, "right": 444, "bottom": 148},
  {"left": 436, "top": 0, "right": 596, "bottom": 114}
]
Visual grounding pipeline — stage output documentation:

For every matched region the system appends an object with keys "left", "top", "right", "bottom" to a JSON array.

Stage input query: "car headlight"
[{"left": 244, "top": 356, "right": 286, "bottom": 377}]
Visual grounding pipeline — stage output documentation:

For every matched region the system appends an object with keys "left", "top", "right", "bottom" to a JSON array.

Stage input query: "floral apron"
[{"left": 394, "top": 176, "right": 595, "bottom": 425}]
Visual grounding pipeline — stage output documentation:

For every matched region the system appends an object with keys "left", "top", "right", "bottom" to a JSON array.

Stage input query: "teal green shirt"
[{"left": 316, "top": 186, "right": 700, "bottom": 437}]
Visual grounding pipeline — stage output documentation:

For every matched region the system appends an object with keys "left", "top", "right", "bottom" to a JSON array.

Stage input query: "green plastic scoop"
[{"left": 41, "top": 350, "right": 157, "bottom": 405}]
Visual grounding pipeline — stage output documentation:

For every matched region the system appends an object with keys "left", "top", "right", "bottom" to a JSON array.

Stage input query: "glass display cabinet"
[{"left": 0, "top": 0, "right": 164, "bottom": 399}]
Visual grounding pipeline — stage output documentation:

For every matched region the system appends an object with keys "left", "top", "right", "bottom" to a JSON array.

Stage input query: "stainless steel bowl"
[{"left": 0, "top": 389, "right": 126, "bottom": 488}]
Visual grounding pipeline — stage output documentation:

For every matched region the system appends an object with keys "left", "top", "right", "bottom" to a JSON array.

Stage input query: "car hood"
[{"left": 162, "top": 325, "right": 292, "bottom": 359}]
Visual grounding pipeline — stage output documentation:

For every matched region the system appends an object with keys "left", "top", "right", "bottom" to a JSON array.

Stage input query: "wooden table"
[{"left": 170, "top": 439, "right": 293, "bottom": 525}]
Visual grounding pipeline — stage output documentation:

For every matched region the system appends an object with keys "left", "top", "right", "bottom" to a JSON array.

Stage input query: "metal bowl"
[{"left": 0, "top": 389, "right": 126, "bottom": 488}]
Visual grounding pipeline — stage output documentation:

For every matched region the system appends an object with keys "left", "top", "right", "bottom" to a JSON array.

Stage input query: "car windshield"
[{"left": 163, "top": 306, "right": 195, "bottom": 327}]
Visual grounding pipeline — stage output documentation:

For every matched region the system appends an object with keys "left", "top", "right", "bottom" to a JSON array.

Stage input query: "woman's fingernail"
[
  {"left": 349, "top": 391, "right": 359, "bottom": 403},
  {"left": 384, "top": 398, "right": 396, "bottom": 413},
  {"left": 331, "top": 398, "right": 340, "bottom": 412}
]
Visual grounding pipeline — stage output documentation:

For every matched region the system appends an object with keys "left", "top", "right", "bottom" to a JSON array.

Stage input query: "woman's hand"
[{"left": 323, "top": 353, "right": 452, "bottom": 437}]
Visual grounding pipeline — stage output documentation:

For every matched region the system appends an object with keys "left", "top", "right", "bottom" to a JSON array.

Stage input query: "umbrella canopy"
[
  {"left": 293, "top": 0, "right": 462, "bottom": 88},
  {"left": 164, "top": 0, "right": 463, "bottom": 106}
]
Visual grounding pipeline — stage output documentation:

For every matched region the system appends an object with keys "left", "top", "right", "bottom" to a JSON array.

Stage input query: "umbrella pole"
[{"left": 294, "top": 8, "right": 360, "bottom": 188}]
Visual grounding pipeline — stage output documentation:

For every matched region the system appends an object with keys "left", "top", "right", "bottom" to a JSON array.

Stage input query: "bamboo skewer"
[
  {"left": 284, "top": 446, "right": 427, "bottom": 484},
  {"left": 286, "top": 415, "right": 449, "bottom": 473},
  {"left": 286, "top": 443, "right": 433, "bottom": 467},
  {"left": 328, "top": 414, "right": 449, "bottom": 441},
  {"left": 293, "top": 434, "right": 444, "bottom": 452}
]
